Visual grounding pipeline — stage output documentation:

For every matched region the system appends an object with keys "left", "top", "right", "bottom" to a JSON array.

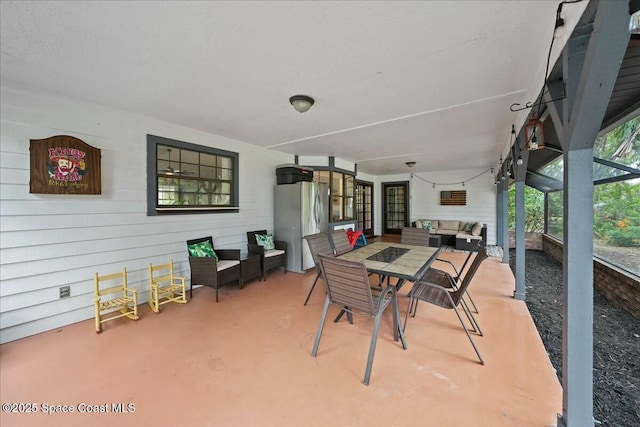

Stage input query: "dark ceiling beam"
[
  {"left": 594, "top": 173, "right": 640, "bottom": 186},
  {"left": 593, "top": 156, "right": 640, "bottom": 175}
]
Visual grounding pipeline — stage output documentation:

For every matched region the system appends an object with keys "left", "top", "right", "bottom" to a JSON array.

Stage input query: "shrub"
[{"left": 605, "top": 226, "right": 640, "bottom": 247}]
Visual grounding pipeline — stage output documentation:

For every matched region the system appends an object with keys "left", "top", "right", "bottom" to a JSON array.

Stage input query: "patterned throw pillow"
[
  {"left": 463, "top": 222, "right": 474, "bottom": 232},
  {"left": 472, "top": 222, "right": 483, "bottom": 236},
  {"left": 188, "top": 240, "right": 218, "bottom": 260},
  {"left": 256, "top": 233, "right": 276, "bottom": 250},
  {"left": 421, "top": 220, "right": 432, "bottom": 230}
]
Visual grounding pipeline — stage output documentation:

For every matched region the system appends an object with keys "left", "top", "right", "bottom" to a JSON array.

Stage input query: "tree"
[{"left": 508, "top": 185, "right": 544, "bottom": 232}]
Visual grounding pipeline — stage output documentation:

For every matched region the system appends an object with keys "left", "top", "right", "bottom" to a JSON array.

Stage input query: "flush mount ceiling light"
[
  {"left": 405, "top": 161, "right": 416, "bottom": 168},
  {"left": 289, "top": 95, "right": 315, "bottom": 113}
]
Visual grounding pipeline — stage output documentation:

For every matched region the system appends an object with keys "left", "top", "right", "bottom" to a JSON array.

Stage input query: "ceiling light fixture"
[
  {"left": 525, "top": 117, "right": 545, "bottom": 151},
  {"left": 289, "top": 95, "right": 315, "bottom": 113},
  {"left": 405, "top": 161, "right": 416, "bottom": 168}
]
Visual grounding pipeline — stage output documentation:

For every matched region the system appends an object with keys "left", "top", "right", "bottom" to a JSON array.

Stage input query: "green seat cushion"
[
  {"left": 188, "top": 240, "right": 218, "bottom": 260},
  {"left": 256, "top": 233, "right": 276, "bottom": 250}
]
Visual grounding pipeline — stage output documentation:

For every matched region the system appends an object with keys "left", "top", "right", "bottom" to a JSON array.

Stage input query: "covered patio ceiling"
[
  {"left": 0, "top": 1, "right": 590, "bottom": 176},
  {"left": 518, "top": 2, "right": 640, "bottom": 192}
]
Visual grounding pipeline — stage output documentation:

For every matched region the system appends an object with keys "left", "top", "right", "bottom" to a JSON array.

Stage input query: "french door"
[
  {"left": 382, "top": 182, "right": 409, "bottom": 234},
  {"left": 356, "top": 180, "right": 373, "bottom": 236}
]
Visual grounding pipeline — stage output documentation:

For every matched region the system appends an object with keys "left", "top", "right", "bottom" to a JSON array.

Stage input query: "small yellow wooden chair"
[
  {"left": 94, "top": 268, "right": 139, "bottom": 333},
  {"left": 148, "top": 259, "right": 187, "bottom": 313}
]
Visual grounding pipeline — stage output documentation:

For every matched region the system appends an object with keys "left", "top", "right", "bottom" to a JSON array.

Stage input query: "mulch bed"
[{"left": 509, "top": 249, "right": 640, "bottom": 427}]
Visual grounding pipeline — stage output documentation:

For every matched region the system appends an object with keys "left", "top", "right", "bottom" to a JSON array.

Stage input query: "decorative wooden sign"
[
  {"left": 440, "top": 190, "right": 466, "bottom": 206},
  {"left": 30, "top": 135, "right": 101, "bottom": 194}
]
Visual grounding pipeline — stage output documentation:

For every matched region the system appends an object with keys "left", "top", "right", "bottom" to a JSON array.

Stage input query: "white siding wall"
[
  {"left": 0, "top": 83, "right": 293, "bottom": 343},
  {"left": 405, "top": 169, "right": 497, "bottom": 245}
]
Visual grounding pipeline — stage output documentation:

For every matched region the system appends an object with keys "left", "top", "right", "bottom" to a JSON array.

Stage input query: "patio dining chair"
[
  {"left": 401, "top": 227, "right": 430, "bottom": 246},
  {"left": 404, "top": 247, "right": 488, "bottom": 365},
  {"left": 312, "top": 255, "right": 407, "bottom": 386},
  {"left": 329, "top": 230, "right": 353, "bottom": 256},
  {"left": 432, "top": 239, "right": 482, "bottom": 313},
  {"left": 302, "top": 232, "right": 333, "bottom": 306}
]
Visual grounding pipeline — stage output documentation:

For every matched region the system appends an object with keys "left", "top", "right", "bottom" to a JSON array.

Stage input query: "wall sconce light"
[
  {"left": 289, "top": 95, "right": 315, "bottom": 113},
  {"left": 525, "top": 117, "right": 545, "bottom": 150},
  {"left": 517, "top": 155, "right": 523, "bottom": 166}
]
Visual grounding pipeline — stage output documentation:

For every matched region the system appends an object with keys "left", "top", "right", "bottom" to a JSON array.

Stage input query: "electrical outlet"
[{"left": 59, "top": 286, "right": 70, "bottom": 298}]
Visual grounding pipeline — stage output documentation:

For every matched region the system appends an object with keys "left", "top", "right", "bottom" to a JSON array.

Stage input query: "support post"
[
  {"left": 514, "top": 180, "right": 526, "bottom": 300},
  {"left": 496, "top": 180, "right": 504, "bottom": 245}
]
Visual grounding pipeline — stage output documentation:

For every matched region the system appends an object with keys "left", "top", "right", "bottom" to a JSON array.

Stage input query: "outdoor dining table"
[{"left": 335, "top": 241, "right": 442, "bottom": 343}]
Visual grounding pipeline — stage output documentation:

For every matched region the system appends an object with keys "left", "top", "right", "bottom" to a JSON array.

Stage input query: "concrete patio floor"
[{"left": 0, "top": 243, "right": 561, "bottom": 427}]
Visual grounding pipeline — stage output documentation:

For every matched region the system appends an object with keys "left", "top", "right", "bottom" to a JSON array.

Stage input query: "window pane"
[
  {"left": 547, "top": 191, "right": 563, "bottom": 239},
  {"left": 200, "top": 166, "right": 216, "bottom": 179},
  {"left": 332, "top": 196, "right": 343, "bottom": 221},
  {"left": 594, "top": 116, "right": 640, "bottom": 168},
  {"left": 315, "top": 170, "right": 330, "bottom": 185},
  {"left": 593, "top": 180, "right": 640, "bottom": 276},
  {"left": 181, "top": 149, "right": 199, "bottom": 164},
  {"left": 151, "top": 136, "right": 238, "bottom": 212},
  {"left": 332, "top": 172, "right": 343, "bottom": 196},
  {"left": 219, "top": 168, "right": 232, "bottom": 180},
  {"left": 200, "top": 153, "right": 216, "bottom": 167},
  {"left": 344, "top": 196, "right": 354, "bottom": 219}
]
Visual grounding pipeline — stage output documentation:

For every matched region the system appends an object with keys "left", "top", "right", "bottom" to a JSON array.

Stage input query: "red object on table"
[{"left": 346, "top": 228, "right": 364, "bottom": 248}]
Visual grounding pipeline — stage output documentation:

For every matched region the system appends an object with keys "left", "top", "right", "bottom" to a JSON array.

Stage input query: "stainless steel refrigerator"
[{"left": 274, "top": 182, "right": 329, "bottom": 273}]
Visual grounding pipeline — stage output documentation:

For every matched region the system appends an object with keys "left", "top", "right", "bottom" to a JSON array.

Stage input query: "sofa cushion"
[
  {"left": 437, "top": 229, "right": 457, "bottom": 236},
  {"left": 438, "top": 220, "right": 459, "bottom": 231},
  {"left": 456, "top": 232, "right": 483, "bottom": 241},
  {"left": 421, "top": 220, "right": 433, "bottom": 230},
  {"left": 462, "top": 222, "right": 474, "bottom": 232},
  {"left": 471, "top": 222, "right": 483, "bottom": 236},
  {"left": 415, "top": 219, "right": 423, "bottom": 229}
]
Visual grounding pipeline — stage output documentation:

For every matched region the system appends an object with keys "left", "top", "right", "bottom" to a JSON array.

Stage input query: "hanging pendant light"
[{"left": 525, "top": 117, "right": 545, "bottom": 151}]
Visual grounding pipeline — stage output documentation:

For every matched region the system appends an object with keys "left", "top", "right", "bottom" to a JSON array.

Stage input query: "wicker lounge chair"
[{"left": 186, "top": 236, "right": 242, "bottom": 302}]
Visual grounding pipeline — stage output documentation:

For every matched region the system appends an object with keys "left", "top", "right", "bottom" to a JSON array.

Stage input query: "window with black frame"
[
  {"left": 314, "top": 169, "right": 355, "bottom": 222},
  {"left": 147, "top": 135, "right": 239, "bottom": 214}
]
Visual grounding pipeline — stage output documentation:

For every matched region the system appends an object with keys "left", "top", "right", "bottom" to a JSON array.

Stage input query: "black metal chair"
[
  {"left": 302, "top": 233, "right": 333, "bottom": 306},
  {"left": 312, "top": 255, "right": 407, "bottom": 386},
  {"left": 186, "top": 236, "right": 242, "bottom": 302},
  {"left": 404, "top": 247, "right": 488, "bottom": 364},
  {"left": 246, "top": 230, "right": 287, "bottom": 280}
]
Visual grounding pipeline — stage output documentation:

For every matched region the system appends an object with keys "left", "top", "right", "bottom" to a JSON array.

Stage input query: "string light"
[{"left": 412, "top": 167, "right": 493, "bottom": 189}]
